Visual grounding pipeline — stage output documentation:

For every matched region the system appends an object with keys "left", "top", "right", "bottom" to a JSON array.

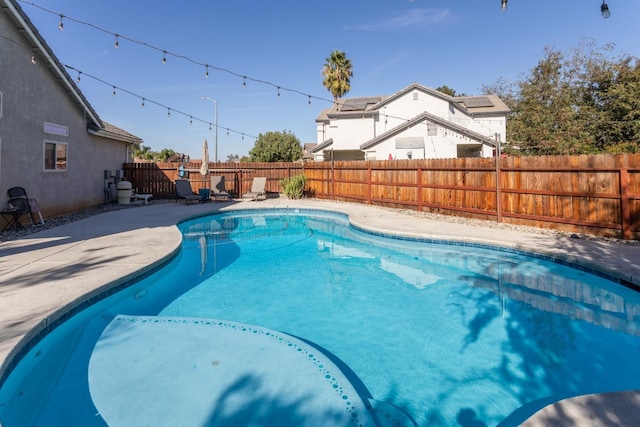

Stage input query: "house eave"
[
  {"left": 327, "top": 111, "right": 377, "bottom": 120},
  {"left": 310, "top": 138, "right": 333, "bottom": 153},
  {"left": 87, "top": 125, "right": 141, "bottom": 145}
]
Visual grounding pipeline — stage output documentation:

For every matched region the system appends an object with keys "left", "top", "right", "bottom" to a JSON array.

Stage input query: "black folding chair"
[{"left": 1, "top": 187, "right": 36, "bottom": 231}]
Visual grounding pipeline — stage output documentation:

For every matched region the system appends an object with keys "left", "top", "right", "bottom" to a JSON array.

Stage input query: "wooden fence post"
[
  {"left": 495, "top": 134, "right": 502, "bottom": 223},
  {"left": 417, "top": 167, "right": 422, "bottom": 211},
  {"left": 331, "top": 157, "right": 335, "bottom": 201},
  {"left": 620, "top": 168, "right": 631, "bottom": 240},
  {"left": 367, "top": 167, "right": 372, "bottom": 204}
]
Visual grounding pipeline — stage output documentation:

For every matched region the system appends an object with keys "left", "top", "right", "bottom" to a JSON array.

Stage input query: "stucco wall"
[
  {"left": 325, "top": 116, "right": 377, "bottom": 150},
  {"left": 377, "top": 90, "right": 453, "bottom": 135},
  {"left": 0, "top": 11, "right": 131, "bottom": 217}
]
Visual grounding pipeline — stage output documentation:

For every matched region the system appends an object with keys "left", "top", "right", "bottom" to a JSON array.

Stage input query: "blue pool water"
[{"left": 1, "top": 209, "right": 640, "bottom": 426}]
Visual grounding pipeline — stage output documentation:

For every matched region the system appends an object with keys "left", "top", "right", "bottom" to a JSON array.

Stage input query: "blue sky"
[{"left": 19, "top": 0, "right": 640, "bottom": 161}]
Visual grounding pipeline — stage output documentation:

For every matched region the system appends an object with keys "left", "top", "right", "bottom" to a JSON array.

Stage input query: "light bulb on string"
[
  {"left": 58, "top": 63, "right": 260, "bottom": 143},
  {"left": 277, "top": 87, "right": 281, "bottom": 98},
  {"left": 205, "top": 65, "right": 209, "bottom": 78},
  {"left": 601, "top": 1, "right": 611, "bottom": 18},
  {"left": 20, "top": 5, "right": 360, "bottom": 114},
  {"left": 308, "top": 96, "right": 311, "bottom": 105}
]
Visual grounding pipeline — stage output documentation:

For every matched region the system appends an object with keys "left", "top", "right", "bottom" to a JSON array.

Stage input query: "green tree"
[
  {"left": 509, "top": 47, "right": 592, "bottom": 155},
  {"left": 436, "top": 85, "right": 457, "bottom": 97},
  {"left": 322, "top": 50, "right": 353, "bottom": 101},
  {"left": 157, "top": 148, "right": 176, "bottom": 162},
  {"left": 487, "top": 42, "right": 640, "bottom": 156},
  {"left": 249, "top": 130, "right": 303, "bottom": 162},
  {"left": 581, "top": 53, "right": 640, "bottom": 152},
  {"left": 131, "top": 144, "right": 185, "bottom": 162},
  {"left": 132, "top": 144, "right": 153, "bottom": 161}
]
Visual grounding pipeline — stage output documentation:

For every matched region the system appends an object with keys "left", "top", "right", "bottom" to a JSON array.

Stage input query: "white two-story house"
[{"left": 313, "top": 83, "right": 509, "bottom": 161}]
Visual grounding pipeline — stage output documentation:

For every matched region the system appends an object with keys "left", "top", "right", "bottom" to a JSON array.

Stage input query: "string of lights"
[
  {"left": 18, "top": 0, "right": 330, "bottom": 105},
  {"left": 500, "top": 0, "right": 612, "bottom": 18},
  {"left": 62, "top": 64, "right": 257, "bottom": 140},
  {"left": 18, "top": 0, "right": 499, "bottom": 129},
  {"left": 1, "top": 28, "right": 258, "bottom": 140},
  {"left": 10, "top": 1, "right": 521, "bottom": 145}
]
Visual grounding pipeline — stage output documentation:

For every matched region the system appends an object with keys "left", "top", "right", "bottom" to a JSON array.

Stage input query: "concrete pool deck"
[{"left": 1, "top": 197, "right": 639, "bottom": 425}]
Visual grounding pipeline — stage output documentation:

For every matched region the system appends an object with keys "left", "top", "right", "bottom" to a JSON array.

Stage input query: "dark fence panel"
[{"left": 123, "top": 162, "right": 304, "bottom": 198}]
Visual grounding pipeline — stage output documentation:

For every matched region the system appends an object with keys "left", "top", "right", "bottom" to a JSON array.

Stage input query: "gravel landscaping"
[{"left": 0, "top": 202, "right": 134, "bottom": 243}]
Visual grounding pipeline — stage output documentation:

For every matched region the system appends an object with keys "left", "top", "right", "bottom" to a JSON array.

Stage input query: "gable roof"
[
  {"left": 2, "top": 0, "right": 142, "bottom": 145},
  {"left": 88, "top": 122, "right": 143, "bottom": 144},
  {"left": 360, "top": 111, "right": 497, "bottom": 151},
  {"left": 310, "top": 138, "right": 333, "bottom": 153},
  {"left": 372, "top": 82, "right": 453, "bottom": 110},
  {"left": 323, "top": 96, "right": 384, "bottom": 119},
  {"left": 454, "top": 94, "right": 510, "bottom": 115},
  {"left": 316, "top": 82, "right": 509, "bottom": 122}
]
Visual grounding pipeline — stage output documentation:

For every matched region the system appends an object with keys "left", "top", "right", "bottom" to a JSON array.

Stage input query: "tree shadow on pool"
[
  {"left": 201, "top": 374, "right": 356, "bottom": 427},
  {"left": 439, "top": 257, "right": 640, "bottom": 427}
]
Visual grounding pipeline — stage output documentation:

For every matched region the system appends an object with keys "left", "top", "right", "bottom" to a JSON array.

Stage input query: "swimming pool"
[{"left": 1, "top": 208, "right": 639, "bottom": 426}]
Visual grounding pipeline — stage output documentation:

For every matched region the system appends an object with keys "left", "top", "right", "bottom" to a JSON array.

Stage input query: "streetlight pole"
[{"left": 201, "top": 96, "right": 218, "bottom": 163}]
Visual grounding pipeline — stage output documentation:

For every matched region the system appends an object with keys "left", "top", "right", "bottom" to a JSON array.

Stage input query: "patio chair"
[
  {"left": 242, "top": 176, "right": 267, "bottom": 201},
  {"left": 210, "top": 176, "right": 231, "bottom": 201},
  {"left": 175, "top": 180, "right": 201, "bottom": 204},
  {"left": 1, "top": 187, "right": 37, "bottom": 230}
]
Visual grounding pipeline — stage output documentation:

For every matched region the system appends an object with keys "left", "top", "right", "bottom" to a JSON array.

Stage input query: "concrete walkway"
[{"left": 1, "top": 197, "right": 639, "bottom": 425}]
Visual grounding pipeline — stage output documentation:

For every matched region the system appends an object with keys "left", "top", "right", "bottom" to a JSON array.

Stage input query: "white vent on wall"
[
  {"left": 413, "top": 91, "right": 419, "bottom": 101},
  {"left": 44, "top": 122, "right": 69, "bottom": 136}
]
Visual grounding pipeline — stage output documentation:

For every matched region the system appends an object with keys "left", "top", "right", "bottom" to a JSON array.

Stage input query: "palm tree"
[{"left": 322, "top": 50, "right": 353, "bottom": 101}]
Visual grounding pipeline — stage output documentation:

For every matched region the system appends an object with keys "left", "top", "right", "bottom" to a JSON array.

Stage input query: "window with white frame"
[
  {"left": 44, "top": 141, "right": 68, "bottom": 171},
  {"left": 44, "top": 122, "right": 69, "bottom": 136}
]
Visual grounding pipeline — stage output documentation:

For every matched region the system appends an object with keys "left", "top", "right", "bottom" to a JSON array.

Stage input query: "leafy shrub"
[{"left": 279, "top": 174, "right": 307, "bottom": 199}]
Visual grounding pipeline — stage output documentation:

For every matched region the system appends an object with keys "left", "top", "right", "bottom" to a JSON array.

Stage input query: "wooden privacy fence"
[
  {"left": 123, "top": 154, "right": 640, "bottom": 240},
  {"left": 123, "top": 161, "right": 303, "bottom": 199},
  {"left": 304, "top": 154, "right": 640, "bottom": 240}
]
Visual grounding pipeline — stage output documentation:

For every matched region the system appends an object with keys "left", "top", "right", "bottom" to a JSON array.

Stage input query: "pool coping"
[{"left": 1, "top": 197, "right": 639, "bottom": 424}]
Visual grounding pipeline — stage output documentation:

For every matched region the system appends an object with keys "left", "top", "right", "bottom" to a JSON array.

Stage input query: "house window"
[
  {"left": 44, "top": 122, "right": 69, "bottom": 137},
  {"left": 44, "top": 141, "right": 68, "bottom": 171}
]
